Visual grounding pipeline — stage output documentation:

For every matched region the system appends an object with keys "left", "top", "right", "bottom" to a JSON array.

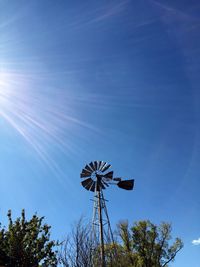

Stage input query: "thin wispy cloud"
[
  {"left": 66, "top": 0, "right": 129, "bottom": 31},
  {"left": 150, "top": 0, "right": 199, "bottom": 22},
  {"left": 192, "top": 238, "right": 200, "bottom": 245},
  {"left": 91, "top": 0, "right": 129, "bottom": 23}
]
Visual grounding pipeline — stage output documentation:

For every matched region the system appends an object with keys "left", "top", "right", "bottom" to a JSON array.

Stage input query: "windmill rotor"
[
  {"left": 81, "top": 160, "right": 134, "bottom": 192},
  {"left": 81, "top": 161, "right": 113, "bottom": 192}
]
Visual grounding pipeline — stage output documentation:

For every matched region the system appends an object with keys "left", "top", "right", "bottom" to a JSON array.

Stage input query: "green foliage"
[
  {"left": 117, "top": 220, "right": 183, "bottom": 267},
  {"left": 59, "top": 218, "right": 183, "bottom": 267},
  {"left": 0, "top": 210, "right": 57, "bottom": 267}
]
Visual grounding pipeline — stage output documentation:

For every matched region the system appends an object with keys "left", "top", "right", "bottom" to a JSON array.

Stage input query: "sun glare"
[
  {"left": 0, "top": 72, "right": 12, "bottom": 106},
  {"left": 0, "top": 72, "right": 8, "bottom": 87},
  {"left": 0, "top": 67, "right": 96, "bottom": 181}
]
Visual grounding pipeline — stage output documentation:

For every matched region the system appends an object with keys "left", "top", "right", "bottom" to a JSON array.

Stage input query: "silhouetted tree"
[{"left": 0, "top": 210, "right": 57, "bottom": 267}]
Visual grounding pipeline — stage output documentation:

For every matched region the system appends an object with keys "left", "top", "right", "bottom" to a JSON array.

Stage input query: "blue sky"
[{"left": 0, "top": 0, "right": 200, "bottom": 266}]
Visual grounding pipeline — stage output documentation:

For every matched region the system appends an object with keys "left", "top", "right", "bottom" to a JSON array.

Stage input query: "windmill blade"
[
  {"left": 86, "top": 180, "right": 95, "bottom": 191},
  {"left": 101, "top": 163, "right": 111, "bottom": 173},
  {"left": 117, "top": 179, "right": 134, "bottom": 190},
  {"left": 89, "top": 161, "right": 96, "bottom": 171},
  {"left": 96, "top": 175, "right": 106, "bottom": 191},
  {"left": 97, "top": 160, "right": 102, "bottom": 170},
  {"left": 96, "top": 172, "right": 113, "bottom": 180},
  {"left": 94, "top": 161, "right": 98, "bottom": 170},
  {"left": 81, "top": 177, "right": 92, "bottom": 188},
  {"left": 98, "top": 179, "right": 105, "bottom": 190},
  {"left": 99, "top": 161, "right": 107, "bottom": 171},
  {"left": 96, "top": 181, "right": 105, "bottom": 191},
  {"left": 81, "top": 178, "right": 94, "bottom": 190},
  {"left": 102, "top": 180, "right": 109, "bottom": 188},
  {"left": 80, "top": 169, "right": 91, "bottom": 178},
  {"left": 84, "top": 164, "right": 93, "bottom": 172},
  {"left": 103, "top": 171, "right": 113, "bottom": 180},
  {"left": 90, "top": 182, "right": 96, "bottom": 192}
]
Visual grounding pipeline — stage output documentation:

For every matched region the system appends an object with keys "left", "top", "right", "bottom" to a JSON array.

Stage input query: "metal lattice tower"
[
  {"left": 80, "top": 161, "right": 134, "bottom": 267},
  {"left": 91, "top": 185, "right": 114, "bottom": 266}
]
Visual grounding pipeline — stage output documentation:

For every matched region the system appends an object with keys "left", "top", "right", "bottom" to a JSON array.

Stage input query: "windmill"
[{"left": 80, "top": 160, "right": 134, "bottom": 267}]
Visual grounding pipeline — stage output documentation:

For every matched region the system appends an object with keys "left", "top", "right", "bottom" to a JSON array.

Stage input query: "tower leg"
[
  {"left": 98, "top": 190, "right": 105, "bottom": 267},
  {"left": 91, "top": 187, "right": 115, "bottom": 267}
]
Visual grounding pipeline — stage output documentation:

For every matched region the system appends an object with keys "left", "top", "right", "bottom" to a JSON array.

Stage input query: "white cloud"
[{"left": 192, "top": 238, "right": 200, "bottom": 245}]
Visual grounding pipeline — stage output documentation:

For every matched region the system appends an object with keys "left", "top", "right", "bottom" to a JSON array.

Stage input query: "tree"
[
  {"left": 59, "top": 218, "right": 122, "bottom": 267},
  {"left": 59, "top": 218, "right": 93, "bottom": 267},
  {"left": 0, "top": 210, "right": 57, "bottom": 267},
  {"left": 118, "top": 220, "right": 183, "bottom": 267},
  {"left": 59, "top": 218, "right": 183, "bottom": 267}
]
